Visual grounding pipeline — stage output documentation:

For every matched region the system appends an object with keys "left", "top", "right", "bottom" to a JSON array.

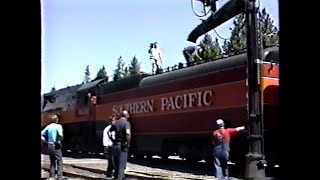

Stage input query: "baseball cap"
[{"left": 216, "top": 119, "right": 224, "bottom": 125}]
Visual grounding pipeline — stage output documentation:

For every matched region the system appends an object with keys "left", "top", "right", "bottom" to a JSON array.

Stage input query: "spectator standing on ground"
[
  {"left": 110, "top": 110, "right": 131, "bottom": 180},
  {"left": 103, "top": 116, "right": 117, "bottom": 178},
  {"left": 212, "top": 119, "right": 245, "bottom": 178},
  {"left": 41, "top": 114, "right": 64, "bottom": 180}
]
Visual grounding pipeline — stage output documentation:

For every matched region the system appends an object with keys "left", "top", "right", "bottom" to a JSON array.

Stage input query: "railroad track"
[
  {"left": 42, "top": 163, "right": 214, "bottom": 180},
  {"left": 42, "top": 164, "right": 105, "bottom": 179},
  {"left": 41, "top": 154, "right": 218, "bottom": 180},
  {"left": 41, "top": 154, "right": 279, "bottom": 180},
  {"left": 42, "top": 164, "right": 166, "bottom": 180},
  {"left": 42, "top": 157, "right": 180, "bottom": 180}
]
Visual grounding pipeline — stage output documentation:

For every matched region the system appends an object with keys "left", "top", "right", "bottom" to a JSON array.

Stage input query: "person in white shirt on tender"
[
  {"left": 103, "top": 116, "right": 116, "bottom": 178},
  {"left": 149, "top": 42, "right": 164, "bottom": 74}
]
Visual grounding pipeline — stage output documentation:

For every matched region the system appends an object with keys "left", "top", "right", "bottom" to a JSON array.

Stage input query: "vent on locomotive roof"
[
  {"left": 44, "top": 94, "right": 57, "bottom": 103},
  {"left": 48, "top": 97, "right": 56, "bottom": 103}
]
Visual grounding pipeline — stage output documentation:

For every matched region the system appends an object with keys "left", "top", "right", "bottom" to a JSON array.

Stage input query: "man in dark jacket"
[{"left": 110, "top": 110, "right": 131, "bottom": 180}]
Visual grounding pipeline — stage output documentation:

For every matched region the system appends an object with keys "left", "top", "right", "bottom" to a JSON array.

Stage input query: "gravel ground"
[{"left": 41, "top": 154, "right": 242, "bottom": 180}]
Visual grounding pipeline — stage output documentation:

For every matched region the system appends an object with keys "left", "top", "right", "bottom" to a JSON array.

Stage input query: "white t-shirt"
[
  {"left": 150, "top": 47, "right": 163, "bottom": 64},
  {"left": 103, "top": 125, "right": 115, "bottom": 147}
]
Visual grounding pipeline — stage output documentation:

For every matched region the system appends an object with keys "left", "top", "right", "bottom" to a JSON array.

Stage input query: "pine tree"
[
  {"left": 113, "top": 56, "right": 125, "bottom": 80},
  {"left": 223, "top": 8, "right": 279, "bottom": 55},
  {"left": 198, "top": 34, "right": 221, "bottom": 63},
  {"left": 94, "top": 65, "right": 108, "bottom": 81},
  {"left": 123, "top": 67, "right": 129, "bottom": 78},
  {"left": 84, "top": 65, "right": 91, "bottom": 83},
  {"left": 224, "top": 14, "right": 247, "bottom": 55},
  {"left": 129, "top": 56, "right": 141, "bottom": 76},
  {"left": 258, "top": 8, "right": 279, "bottom": 48},
  {"left": 213, "top": 37, "right": 222, "bottom": 56},
  {"left": 96, "top": 65, "right": 108, "bottom": 78}
]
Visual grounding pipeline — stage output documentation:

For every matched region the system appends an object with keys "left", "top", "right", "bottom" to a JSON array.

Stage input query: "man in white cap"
[{"left": 212, "top": 118, "right": 245, "bottom": 178}]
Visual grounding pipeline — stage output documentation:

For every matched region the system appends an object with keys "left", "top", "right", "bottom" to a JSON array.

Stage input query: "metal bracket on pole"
[{"left": 255, "top": 59, "right": 262, "bottom": 85}]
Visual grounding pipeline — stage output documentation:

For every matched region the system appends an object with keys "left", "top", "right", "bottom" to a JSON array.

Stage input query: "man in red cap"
[{"left": 212, "top": 119, "right": 245, "bottom": 178}]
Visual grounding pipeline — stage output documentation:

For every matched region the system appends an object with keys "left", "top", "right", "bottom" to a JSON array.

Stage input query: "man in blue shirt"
[{"left": 41, "top": 114, "right": 64, "bottom": 179}]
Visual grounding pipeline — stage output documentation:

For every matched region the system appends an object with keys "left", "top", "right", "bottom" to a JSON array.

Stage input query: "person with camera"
[
  {"left": 148, "top": 42, "right": 163, "bottom": 74},
  {"left": 109, "top": 110, "right": 131, "bottom": 180},
  {"left": 41, "top": 114, "right": 64, "bottom": 180}
]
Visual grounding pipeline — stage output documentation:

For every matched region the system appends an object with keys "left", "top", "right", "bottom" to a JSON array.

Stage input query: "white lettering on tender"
[
  {"left": 112, "top": 90, "right": 214, "bottom": 115},
  {"left": 161, "top": 90, "right": 214, "bottom": 111},
  {"left": 113, "top": 100, "right": 154, "bottom": 116}
]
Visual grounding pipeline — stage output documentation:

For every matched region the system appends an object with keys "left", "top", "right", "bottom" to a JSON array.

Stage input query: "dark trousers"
[
  {"left": 112, "top": 144, "right": 128, "bottom": 180},
  {"left": 212, "top": 144, "right": 230, "bottom": 178},
  {"left": 105, "top": 146, "right": 114, "bottom": 177},
  {"left": 48, "top": 144, "right": 63, "bottom": 179},
  {"left": 150, "top": 58, "right": 160, "bottom": 74},
  {"left": 183, "top": 50, "right": 193, "bottom": 67}
]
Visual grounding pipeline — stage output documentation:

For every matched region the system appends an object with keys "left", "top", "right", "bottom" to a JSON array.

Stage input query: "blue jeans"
[
  {"left": 212, "top": 144, "right": 230, "bottom": 178},
  {"left": 112, "top": 144, "right": 128, "bottom": 180}
]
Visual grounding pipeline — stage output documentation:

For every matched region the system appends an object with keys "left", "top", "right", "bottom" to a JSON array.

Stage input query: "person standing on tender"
[{"left": 212, "top": 119, "right": 245, "bottom": 178}]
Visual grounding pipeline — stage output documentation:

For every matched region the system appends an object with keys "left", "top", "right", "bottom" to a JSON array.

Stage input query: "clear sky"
[{"left": 41, "top": 0, "right": 279, "bottom": 94}]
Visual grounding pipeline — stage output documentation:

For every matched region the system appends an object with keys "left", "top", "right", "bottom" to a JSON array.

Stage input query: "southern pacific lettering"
[
  {"left": 161, "top": 90, "right": 213, "bottom": 110},
  {"left": 41, "top": 47, "right": 279, "bottom": 167},
  {"left": 112, "top": 90, "right": 214, "bottom": 115},
  {"left": 113, "top": 100, "right": 155, "bottom": 115}
]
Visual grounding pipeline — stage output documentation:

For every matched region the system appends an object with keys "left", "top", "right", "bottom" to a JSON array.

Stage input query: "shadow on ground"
[{"left": 62, "top": 152, "right": 247, "bottom": 178}]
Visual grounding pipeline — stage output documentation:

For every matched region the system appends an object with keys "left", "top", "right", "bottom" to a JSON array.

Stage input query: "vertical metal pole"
[{"left": 244, "top": 0, "right": 268, "bottom": 179}]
